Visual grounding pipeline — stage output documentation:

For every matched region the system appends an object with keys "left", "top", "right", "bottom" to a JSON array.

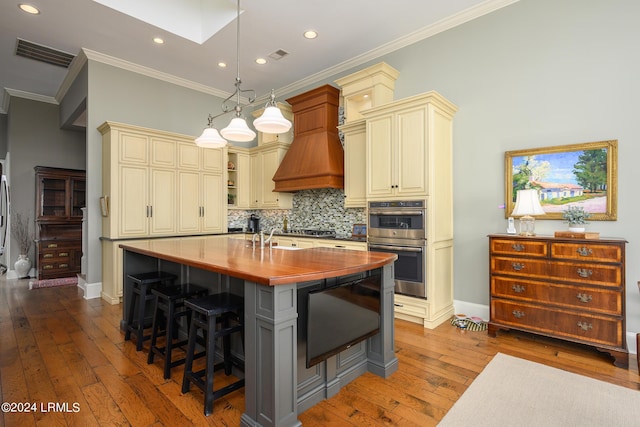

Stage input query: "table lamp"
[{"left": 511, "top": 189, "right": 545, "bottom": 236}]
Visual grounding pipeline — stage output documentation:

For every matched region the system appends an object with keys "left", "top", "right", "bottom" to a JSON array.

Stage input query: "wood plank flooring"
[{"left": 1, "top": 277, "right": 638, "bottom": 426}]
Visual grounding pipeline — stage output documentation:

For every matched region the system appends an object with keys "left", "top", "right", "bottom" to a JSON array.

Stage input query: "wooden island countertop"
[{"left": 119, "top": 236, "right": 397, "bottom": 286}]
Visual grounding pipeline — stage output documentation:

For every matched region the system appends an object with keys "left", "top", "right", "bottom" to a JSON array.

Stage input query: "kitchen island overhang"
[{"left": 119, "top": 236, "right": 398, "bottom": 427}]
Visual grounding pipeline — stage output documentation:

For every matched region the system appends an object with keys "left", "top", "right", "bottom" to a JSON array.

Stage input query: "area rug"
[
  {"left": 438, "top": 353, "right": 640, "bottom": 426},
  {"left": 29, "top": 276, "right": 78, "bottom": 289}
]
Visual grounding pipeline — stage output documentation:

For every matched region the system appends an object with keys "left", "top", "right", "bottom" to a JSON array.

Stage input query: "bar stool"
[
  {"left": 147, "top": 283, "right": 208, "bottom": 379},
  {"left": 124, "top": 271, "right": 177, "bottom": 351},
  {"left": 182, "top": 293, "right": 245, "bottom": 416}
]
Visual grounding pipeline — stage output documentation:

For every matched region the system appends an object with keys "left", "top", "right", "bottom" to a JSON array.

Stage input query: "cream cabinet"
[
  {"left": 337, "top": 119, "right": 367, "bottom": 208},
  {"left": 107, "top": 130, "right": 177, "bottom": 238},
  {"left": 227, "top": 147, "right": 251, "bottom": 209},
  {"left": 99, "top": 122, "right": 227, "bottom": 303},
  {"left": 250, "top": 143, "right": 293, "bottom": 209},
  {"left": 362, "top": 92, "right": 457, "bottom": 201},
  {"left": 313, "top": 239, "right": 366, "bottom": 251}
]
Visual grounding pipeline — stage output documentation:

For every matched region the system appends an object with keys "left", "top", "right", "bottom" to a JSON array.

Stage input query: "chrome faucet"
[{"left": 253, "top": 229, "right": 279, "bottom": 249}]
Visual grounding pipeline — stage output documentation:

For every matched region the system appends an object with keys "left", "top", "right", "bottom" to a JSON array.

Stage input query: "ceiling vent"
[
  {"left": 269, "top": 49, "right": 289, "bottom": 60},
  {"left": 15, "top": 38, "right": 75, "bottom": 68}
]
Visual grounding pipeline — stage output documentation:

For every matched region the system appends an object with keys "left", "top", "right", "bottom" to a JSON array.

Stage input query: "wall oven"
[{"left": 368, "top": 201, "right": 427, "bottom": 298}]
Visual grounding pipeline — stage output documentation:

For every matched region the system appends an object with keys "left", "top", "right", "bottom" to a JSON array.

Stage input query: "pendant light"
[{"left": 195, "top": 0, "right": 290, "bottom": 147}]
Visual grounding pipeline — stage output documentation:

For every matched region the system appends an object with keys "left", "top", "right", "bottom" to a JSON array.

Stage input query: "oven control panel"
[{"left": 369, "top": 200, "right": 424, "bottom": 209}]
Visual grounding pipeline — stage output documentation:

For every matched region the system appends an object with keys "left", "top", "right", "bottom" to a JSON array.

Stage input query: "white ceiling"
[{"left": 0, "top": 0, "right": 517, "bottom": 114}]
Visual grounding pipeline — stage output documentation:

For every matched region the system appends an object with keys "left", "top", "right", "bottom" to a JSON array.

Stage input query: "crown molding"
[{"left": 1, "top": 88, "right": 57, "bottom": 114}]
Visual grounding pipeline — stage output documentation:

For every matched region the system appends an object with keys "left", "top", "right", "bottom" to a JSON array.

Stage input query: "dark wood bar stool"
[
  {"left": 147, "top": 283, "right": 208, "bottom": 379},
  {"left": 124, "top": 271, "right": 177, "bottom": 351},
  {"left": 181, "top": 293, "right": 245, "bottom": 416}
]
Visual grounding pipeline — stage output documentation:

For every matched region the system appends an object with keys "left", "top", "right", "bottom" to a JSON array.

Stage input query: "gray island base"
[{"left": 119, "top": 237, "right": 398, "bottom": 426}]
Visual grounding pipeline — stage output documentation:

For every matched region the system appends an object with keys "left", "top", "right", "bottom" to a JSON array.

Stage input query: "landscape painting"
[{"left": 505, "top": 140, "right": 618, "bottom": 221}]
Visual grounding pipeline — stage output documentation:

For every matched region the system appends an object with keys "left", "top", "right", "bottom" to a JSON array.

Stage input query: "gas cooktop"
[{"left": 283, "top": 229, "right": 337, "bottom": 238}]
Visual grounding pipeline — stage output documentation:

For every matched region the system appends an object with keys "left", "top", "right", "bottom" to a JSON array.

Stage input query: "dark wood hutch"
[{"left": 35, "top": 166, "right": 86, "bottom": 280}]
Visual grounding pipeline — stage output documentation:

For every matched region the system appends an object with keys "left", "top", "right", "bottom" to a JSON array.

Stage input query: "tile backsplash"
[{"left": 228, "top": 188, "right": 365, "bottom": 237}]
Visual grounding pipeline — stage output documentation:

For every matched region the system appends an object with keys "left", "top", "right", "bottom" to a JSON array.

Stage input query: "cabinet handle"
[
  {"left": 146, "top": 206, "right": 150, "bottom": 217},
  {"left": 576, "top": 268, "right": 592, "bottom": 278},
  {"left": 149, "top": 206, "right": 153, "bottom": 217},
  {"left": 577, "top": 321, "right": 593, "bottom": 331},
  {"left": 47, "top": 243, "right": 58, "bottom": 248},
  {"left": 511, "top": 262, "right": 525, "bottom": 271},
  {"left": 59, "top": 252, "right": 69, "bottom": 257},
  {"left": 511, "top": 243, "right": 525, "bottom": 252},
  {"left": 576, "top": 293, "right": 593, "bottom": 303},
  {"left": 576, "top": 247, "right": 593, "bottom": 257},
  {"left": 43, "top": 265, "right": 54, "bottom": 269},
  {"left": 43, "top": 253, "right": 53, "bottom": 258},
  {"left": 335, "top": 245, "right": 346, "bottom": 248},
  {"left": 59, "top": 263, "right": 69, "bottom": 268},
  {"left": 512, "top": 284, "right": 526, "bottom": 293},
  {"left": 512, "top": 310, "right": 525, "bottom": 319}
]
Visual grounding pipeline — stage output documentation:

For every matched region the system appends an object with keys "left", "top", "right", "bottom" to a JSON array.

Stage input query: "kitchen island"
[{"left": 119, "top": 236, "right": 398, "bottom": 427}]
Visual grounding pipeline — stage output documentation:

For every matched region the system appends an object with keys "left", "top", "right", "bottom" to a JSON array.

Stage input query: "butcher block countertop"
[{"left": 119, "top": 236, "right": 396, "bottom": 286}]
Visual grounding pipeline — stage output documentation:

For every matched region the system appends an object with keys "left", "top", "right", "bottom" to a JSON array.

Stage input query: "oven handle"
[
  {"left": 369, "top": 244, "right": 423, "bottom": 253},
  {"left": 369, "top": 210, "right": 424, "bottom": 216}
]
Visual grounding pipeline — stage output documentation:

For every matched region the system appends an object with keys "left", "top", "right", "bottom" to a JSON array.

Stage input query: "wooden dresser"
[{"left": 488, "top": 234, "right": 628, "bottom": 368}]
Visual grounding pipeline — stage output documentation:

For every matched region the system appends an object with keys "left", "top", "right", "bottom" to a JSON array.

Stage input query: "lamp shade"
[
  {"left": 511, "top": 189, "right": 545, "bottom": 216},
  {"left": 253, "top": 106, "right": 292, "bottom": 134},
  {"left": 195, "top": 127, "right": 227, "bottom": 148},
  {"left": 221, "top": 117, "right": 256, "bottom": 142}
]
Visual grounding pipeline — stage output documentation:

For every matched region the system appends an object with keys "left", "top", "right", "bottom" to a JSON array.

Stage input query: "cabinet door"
[
  {"left": 202, "top": 147, "right": 224, "bottom": 173},
  {"left": 260, "top": 148, "right": 281, "bottom": 207},
  {"left": 177, "top": 142, "right": 200, "bottom": 170},
  {"left": 119, "top": 132, "right": 148, "bottom": 164},
  {"left": 396, "top": 107, "right": 427, "bottom": 196},
  {"left": 234, "top": 152, "right": 251, "bottom": 208},
  {"left": 149, "top": 168, "right": 176, "bottom": 235},
  {"left": 343, "top": 123, "right": 366, "bottom": 208},
  {"left": 201, "top": 173, "right": 225, "bottom": 233},
  {"left": 38, "top": 174, "right": 69, "bottom": 218},
  {"left": 150, "top": 137, "right": 176, "bottom": 168},
  {"left": 177, "top": 171, "right": 201, "bottom": 234},
  {"left": 70, "top": 177, "right": 86, "bottom": 218},
  {"left": 250, "top": 153, "right": 260, "bottom": 208},
  {"left": 119, "top": 165, "right": 149, "bottom": 237},
  {"left": 366, "top": 115, "right": 394, "bottom": 198}
]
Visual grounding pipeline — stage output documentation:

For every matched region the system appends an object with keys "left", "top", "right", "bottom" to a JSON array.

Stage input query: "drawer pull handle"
[
  {"left": 59, "top": 264, "right": 69, "bottom": 268},
  {"left": 576, "top": 293, "right": 593, "bottom": 303},
  {"left": 47, "top": 243, "right": 58, "bottom": 248},
  {"left": 511, "top": 244, "right": 525, "bottom": 252},
  {"left": 512, "top": 284, "right": 526, "bottom": 293},
  {"left": 511, "top": 262, "right": 525, "bottom": 271},
  {"left": 577, "top": 321, "right": 593, "bottom": 331},
  {"left": 576, "top": 268, "right": 593, "bottom": 278},
  {"left": 512, "top": 310, "right": 525, "bottom": 319},
  {"left": 43, "top": 253, "right": 54, "bottom": 258},
  {"left": 43, "top": 265, "right": 54, "bottom": 269},
  {"left": 59, "top": 252, "right": 69, "bottom": 257},
  {"left": 576, "top": 247, "right": 593, "bottom": 257}
]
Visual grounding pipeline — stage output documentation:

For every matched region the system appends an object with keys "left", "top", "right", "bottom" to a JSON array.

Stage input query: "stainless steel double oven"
[{"left": 367, "top": 200, "right": 427, "bottom": 298}]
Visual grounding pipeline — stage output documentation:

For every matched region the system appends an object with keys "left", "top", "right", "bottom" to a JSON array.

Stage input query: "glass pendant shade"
[
  {"left": 254, "top": 106, "right": 292, "bottom": 134},
  {"left": 195, "top": 127, "right": 227, "bottom": 148},
  {"left": 221, "top": 117, "right": 256, "bottom": 142}
]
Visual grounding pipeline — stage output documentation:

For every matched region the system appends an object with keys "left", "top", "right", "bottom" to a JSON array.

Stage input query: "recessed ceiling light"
[
  {"left": 218, "top": 62, "right": 227, "bottom": 68},
  {"left": 303, "top": 30, "right": 318, "bottom": 39},
  {"left": 19, "top": 3, "right": 40, "bottom": 14},
  {"left": 255, "top": 58, "right": 267, "bottom": 65},
  {"left": 153, "top": 37, "right": 164, "bottom": 44}
]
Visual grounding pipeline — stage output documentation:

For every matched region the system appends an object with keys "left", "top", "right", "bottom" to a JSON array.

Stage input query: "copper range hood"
[{"left": 272, "top": 85, "right": 344, "bottom": 192}]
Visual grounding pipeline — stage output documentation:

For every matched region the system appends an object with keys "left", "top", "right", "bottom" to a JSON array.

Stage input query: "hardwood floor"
[{"left": 1, "top": 276, "right": 638, "bottom": 426}]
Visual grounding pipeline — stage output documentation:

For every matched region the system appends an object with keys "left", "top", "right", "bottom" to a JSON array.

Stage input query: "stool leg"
[
  {"left": 135, "top": 284, "right": 148, "bottom": 351},
  {"left": 223, "top": 315, "right": 233, "bottom": 376},
  {"left": 147, "top": 295, "right": 161, "bottom": 365},
  {"left": 181, "top": 311, "right": 198, "bottom": 394},
  {"left": 163, "top": 299, "right": 175, "bottom": 379},
  {"left": 204, "top": 314, "right": 217, "bottom": 416},
  {"left": 124, "top": 285, "right": 137, "bottom": 341}
]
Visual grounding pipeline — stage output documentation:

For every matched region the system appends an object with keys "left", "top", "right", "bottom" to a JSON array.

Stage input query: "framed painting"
[{"left": 505, "top": 140, "right": 618, "bottom": 221}]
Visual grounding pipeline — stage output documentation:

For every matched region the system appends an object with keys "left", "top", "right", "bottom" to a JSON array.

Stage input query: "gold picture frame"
[{"left": 505, "top": 140, "right": 618, "bottom": 221}]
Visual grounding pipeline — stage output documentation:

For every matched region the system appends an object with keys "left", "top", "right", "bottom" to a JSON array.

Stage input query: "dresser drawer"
[
  {"left": 490, "top": 256, "right": 548, "bottom": 278},
  {"left": 491, "top": 277, "right": 622, "bottom": 315},
  {"left": 551, "top": 242, "right": 622, "bottom": 263},
  {"left": 491, "top": 299, "right": 624, "bottom": 348},
  {"left": 490, "top": 238, "right": 548, "bottom": 257},
  {"left": 548, "top": 260, "right": 622, "bottom": 288}
]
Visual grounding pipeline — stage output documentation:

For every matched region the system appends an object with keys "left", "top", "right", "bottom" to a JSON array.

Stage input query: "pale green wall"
[{"left": 80, "top": 0, "right": 640, "bottom": 336}]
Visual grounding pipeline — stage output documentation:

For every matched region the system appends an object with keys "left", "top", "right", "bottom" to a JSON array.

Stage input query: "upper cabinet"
[
  {"left": 336, "top": 63, "right": 399, "bottom": 207},
  {"left": 362, "top": 91, "right": 457, "bottom": 201},
  {"left": 35, "top": 166, "right": 86, "bottom": 221},
  {"left": 99, "top": 122, "right": 227, "bottom": 239},
  {"left": 250, "top": 143, "right": 293, "bottom": 209}
]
